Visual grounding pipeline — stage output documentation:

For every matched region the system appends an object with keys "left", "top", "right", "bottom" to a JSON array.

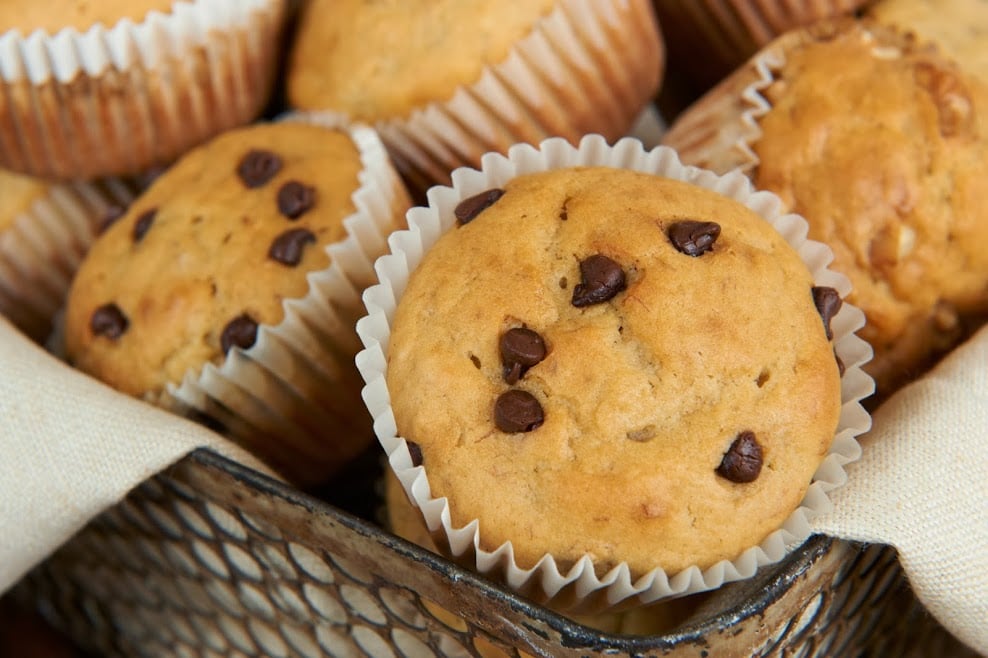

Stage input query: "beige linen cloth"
[{"left": 0, "top": 315, "right": 985, "bottom": 653}]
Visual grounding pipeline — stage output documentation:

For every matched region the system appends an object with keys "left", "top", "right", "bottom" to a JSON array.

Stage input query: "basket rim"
[{"left": 188, "top": 447, "right": 840, "bottom": 652}]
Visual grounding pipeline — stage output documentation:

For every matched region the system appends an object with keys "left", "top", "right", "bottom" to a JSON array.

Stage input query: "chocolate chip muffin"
[
  {"left": 64, "top": 120, "right": 411, "bottom": 485},
  {"left": 0, "top": 0, "right": 287, "bottom": 179},
  {"left": 287, "top": 0, "right": 664, "bottom": 189},
  {"left": 664, "top": 20, "right": 988, "bottom": 400},
  {"left": 0, "top": 169, "right": 133, "bottom": 342},
  {"left": 385, "top": 166, "right": 844, "bottom": 577}
]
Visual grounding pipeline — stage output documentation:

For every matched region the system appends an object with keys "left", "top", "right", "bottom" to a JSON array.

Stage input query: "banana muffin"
[
  {"left": 287, "top": 0, "right": 664, "bottom": 189},
  {"left": 385, "top": 166, "right": 844, "bottom": 576},
  {"left": 0, "top": 0, "right": 286, "bottom": 179},
  {"left": 664, "top": 21, "right": 988, "bottom": 399},
  {"left": 64, "top": 120, "right": 410, "bottom": 485}
]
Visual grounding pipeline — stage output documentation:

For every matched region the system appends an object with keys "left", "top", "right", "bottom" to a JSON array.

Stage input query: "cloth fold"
[
  {"left": 811, "top": 324, "right": 988, "bottom": 654},
  {"left": 0, "top": 317, "right": 267, "bottom": 594}
]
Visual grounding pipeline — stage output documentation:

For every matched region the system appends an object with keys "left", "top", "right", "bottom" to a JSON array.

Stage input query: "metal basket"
[{"left": 14, "top": 448, "right": 975, "bottom": 657}]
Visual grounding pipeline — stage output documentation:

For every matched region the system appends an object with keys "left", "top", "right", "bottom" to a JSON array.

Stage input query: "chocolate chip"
[
  {"left": 668, "top": 220, "right": 721, "bottom": 256},
  {"left": 469, "top": 354, "right": 482, "bottom": 369},
  {"left": 500, "top": 327, "right": 547, "bottom": 384},
  {"left": 835, "top": 349, "right": 846, "bottom": 377},
  {"left": 812, "top": 286, "right": 842, "bottom": 340},
  {"left": 572, "top": 254, "right": 626, "bottom": 307},
  {"left": 98, "top": 204, "right": 127, "bottom": 235},
  {"left": 277, "top": 181, "right": 316, "bottom": 219},
  {"left": 716, "top": 431, "right": 763, "bottom": 483},
  {"left": 237, "top": 149, "right": 282, "bottom": 188},
  {"left": 454, "top": 188, "right": 505, "bottom": 225},
  {"left": 406, "top": 441, "right": 423, "bottom": 467},
  {"left": 221, "top": 313, "right": 258, "bottom": 354},
  {"left": 132, "top": 208, "right": 157, "bottom": 243},
  {"left": 494, "top": 390, "right": 544, "bottom": 433},
  {"left": 90, "top": 303, "right": 128, "bottom": 340},
  {"left": 269, "top": 228, "right": 316, "bottom": 266}
]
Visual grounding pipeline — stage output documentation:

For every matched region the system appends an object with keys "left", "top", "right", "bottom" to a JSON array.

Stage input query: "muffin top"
[
  {"left": 387, "top": 167, "right": 842, "bottom": 575},
  {"left": 288, "top": 0, "right": 555, "bottom": 120},
  {"left": 0, "top": 1, "right": 175, "bottom": 33},
  {"left": 753, "top": 22, "right": 988, "bottom": 395},
  {"left": 0, "top": 169, "right": 47, "bottom": 231},
  {"left": 868, "top": 0, "right": 988, "bottom": 83},
  {"left": 64, "top": 122, "right": 362, "bottom": 397}
]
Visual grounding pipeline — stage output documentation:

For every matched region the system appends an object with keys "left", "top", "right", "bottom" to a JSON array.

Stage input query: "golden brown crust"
[
  {"left": 0, "top": 0, "right": 174, "bottom": 33},
  {"left": 0, "top": 1, "right": 284, "bottom": 180},
  {"left": 867, "top": 0, "right": 988, "bottom": 84},
  {"left": 64, "top": 122, "right": 363, "bottom": 397},
  {"left": 387, "top": 167, "right": 842, "bottom": 575},
  {"left": 751, "top": 22, "right": 988, "bottom": 396},
  {"left": 287, "top": 0, "right": 556, "bottom": 120}
]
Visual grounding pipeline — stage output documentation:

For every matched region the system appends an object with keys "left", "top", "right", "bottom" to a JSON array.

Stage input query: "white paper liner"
[
  {"left": 154, "top": 115, "right": 412, "bottom": 487},
  {"left": 349, "top": 0, "right": 664, "bottom": 192},
  {"left": 355, "top": 134, "right": 874, "bottom": 610},
  {"left": 0, "top": 0, "right": 286, "bottom": 180},
  {"left": 0, "top": 177, "right": 136, "bottom": 343}
]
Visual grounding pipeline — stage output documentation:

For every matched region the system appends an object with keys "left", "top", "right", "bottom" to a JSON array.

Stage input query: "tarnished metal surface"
[{"left": 15, "top": 449, "right": 975, "bottom": 657}]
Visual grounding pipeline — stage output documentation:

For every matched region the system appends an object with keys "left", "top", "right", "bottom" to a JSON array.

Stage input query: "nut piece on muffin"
[
  {"left": 664, "top": 20, "right": 988, "bottom": 401},
  {"left": 63, "top": 121, "right": 410, "bottom": 485},
  {"left": 385, "top": 167, "right": 844, "bottom": 577},
  {"left": 0, "top": 0, "right": 287, "bottom": 179},
  {"left": 287, "top": 0, "right": 665, "bottom": 189}
]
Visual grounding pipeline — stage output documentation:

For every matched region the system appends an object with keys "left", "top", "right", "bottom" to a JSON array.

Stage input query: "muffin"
[
  {"left": 653, "top": 0, "right": 871, "bottom": 93},
  {"left": 0, "top": 0, "right": 287, "bottom": 180},
  {"left": 63, "top": 120, "right": 411, "bottom": 486},
  {"left": 867, "top": 0, "right": 988, "bottom": 83},
  {"left": 0, "top": 169, "right": 134, "bottom": 342},
  {"left": 383, "top": 470, "right": 695, "bottom": 638},
  {"left": 287, "top": 0, "right": 664, "bottom": 190},
  {"left": 357, "top": 136, "right": 871, "bottom": 608},
  {"left": 663, "top": 20, "right": 988, "bottom": 400}
]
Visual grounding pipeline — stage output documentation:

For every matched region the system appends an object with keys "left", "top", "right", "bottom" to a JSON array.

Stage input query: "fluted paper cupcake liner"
[
  {"left": 0, "top": 177, "right": 136, "bottom": 343},
  {"left": 0, "top": 0, "right": 286, "bottom": 180},
  {"left": 662, "top": 27, "right": 814, "bottom": 176},
  {"left": 655, "top": 0, "right": 867, "bottom": 86},
  {"left": 355, "top": 134, "right": 874, "bottom": 611},
  {"left": 158, "top": 116, "right": 411, "bottom": 486},
  {"left": 361, "top": 0, "right": 663, "bottom": 192}
]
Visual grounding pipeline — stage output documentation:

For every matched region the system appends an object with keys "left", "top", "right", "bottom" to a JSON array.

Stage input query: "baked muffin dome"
[
  {"left": 386, "top": 167, "right": 843, "bottom": 574},
  {"left": 288, "top": 0, "right": 556, "bottom": 122},
  {"left": 751, "top": 23, "right": 988, "bottom": 397},
  {"left": 0, "top": 1, "right": 175, "bottom": 33}
]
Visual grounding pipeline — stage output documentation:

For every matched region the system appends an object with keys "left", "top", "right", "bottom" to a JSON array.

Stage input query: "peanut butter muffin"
[
  {"left": 64, "top": 121, "right": 411, "bottom": 485},
  {"left": 0, "top": 0, "right": 286, "bottom": 179},
  {"left": 867, "top": 0, "right": 988, "bottom": 83},
  {"left": 664, "top": 21, "right": 988, "bottom": 400},
  {"left": 385, "top": 167, "right": 844, "bottom": 576},
  {"left": 0, "top": 169, "right": 133, "bottom": 342},
  {"left": 287, "top": 0, "right": 664, "bottom": 189}
]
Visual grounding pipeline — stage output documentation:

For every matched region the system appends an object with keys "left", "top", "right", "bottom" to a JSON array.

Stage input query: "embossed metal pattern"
[{"left": 15, "top": 449, "right": 976, "bottom": 658}]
